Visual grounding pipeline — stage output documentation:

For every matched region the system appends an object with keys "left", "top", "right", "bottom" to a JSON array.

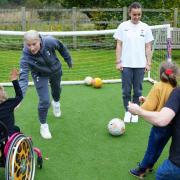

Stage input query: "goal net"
[{"left": 0, "top": 24, "right": 171, "bottom": 86}]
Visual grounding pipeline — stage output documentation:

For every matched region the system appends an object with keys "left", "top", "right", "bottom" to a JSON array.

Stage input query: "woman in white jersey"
[{"left": 113, "top": 2, "right": 154, "bottom": 123}]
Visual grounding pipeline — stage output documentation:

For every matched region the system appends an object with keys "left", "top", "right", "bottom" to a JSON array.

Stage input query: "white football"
[
  {"left": 107, "top": 118, "right": 125, "bottom": 136},
  {"left": 84, "top": 76, "right": 93, "bottom": 85}
]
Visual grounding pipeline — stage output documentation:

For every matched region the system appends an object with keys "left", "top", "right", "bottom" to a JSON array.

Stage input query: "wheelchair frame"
[{"left": 0, "top": 121, "right": 43, "bottom": 180}]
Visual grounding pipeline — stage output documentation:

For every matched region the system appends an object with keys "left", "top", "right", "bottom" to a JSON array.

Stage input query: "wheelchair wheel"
[{"left": 5, "top": 134, "right": 35, "bottom": 180}]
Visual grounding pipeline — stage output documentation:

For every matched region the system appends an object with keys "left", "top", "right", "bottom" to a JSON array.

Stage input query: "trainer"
[{"left": 19, "top": 30, "right": 72, "bottom": 139}]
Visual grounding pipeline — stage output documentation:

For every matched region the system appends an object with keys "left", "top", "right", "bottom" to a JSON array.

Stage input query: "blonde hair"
[
  {"left": 24, "top": 30, "right": 40, "bottom": 42},
  {"left": 160, "top": 61, "right": 180, "bottom": 87},
  {"left": 0, "top": 86, "right": 7, "bottom": 103}
]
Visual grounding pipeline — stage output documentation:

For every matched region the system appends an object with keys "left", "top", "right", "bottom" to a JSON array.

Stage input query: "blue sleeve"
[
  {"left": 19, "top": 56, "right": 29, "bottom": 97},
  {"left": 48, "top": 36, "right": 72, "bottom": 65}
]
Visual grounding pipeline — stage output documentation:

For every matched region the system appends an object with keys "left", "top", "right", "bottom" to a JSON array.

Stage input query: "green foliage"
[
  {"left": 0, "top": 0, "right": 25, "bottom": 6},
  {"left": 39, "top": 0, "right": 61, "bottom": 6},
  {"left": 2, "top": 0, "right": 179, "bottom": 8},
  {"left": 0, "top": 24, "right": 23, "bottom": 31},
  {"left": 0, "top": 0, "right": 9, "bottom": 4},
  {"left": 142, "top": 11, "right": 173, "bottom": 26},
  {"left": 37, "top": 9, "right": 63, "bottom": 21},
  {"left": 61, "top": 0, "right": 179, "bottom": 8},
  {"left": 25, "top": 0, "right": 42, "bottom": 8},
  {"left": 83, "top": 10, "right": 123, "bottom": 30},
  {"left": 9, "top": 0, "right": 25, "bottom": 4}
]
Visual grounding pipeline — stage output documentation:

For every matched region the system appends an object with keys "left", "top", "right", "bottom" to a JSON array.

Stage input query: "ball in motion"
[
  {"left": 84, "top": 76, "right": 93, "bottom": 85},
  {"left": 107, "top": 118, "right": 125, "bottom": 136},
  {"left": 92, "top": 77, "right": 103, "bottom": 88}
]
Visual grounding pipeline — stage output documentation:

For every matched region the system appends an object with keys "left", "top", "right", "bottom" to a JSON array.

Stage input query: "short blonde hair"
[
  {"left": 24, "top": 30, "right": 40, "bottom": 42},
  {"left": 0, "top": 86, "right": 7, "bottom": 103}
]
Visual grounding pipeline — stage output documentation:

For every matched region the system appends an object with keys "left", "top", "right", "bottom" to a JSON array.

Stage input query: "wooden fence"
[
  {"left": 172, "top": 28, "right": 180, "bottom": 49},
  {"left": 0, "top": 7, "right": 179, "bottom": 31}
]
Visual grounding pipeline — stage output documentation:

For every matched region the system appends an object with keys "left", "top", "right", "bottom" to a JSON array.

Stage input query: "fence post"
[
  {"left": 72, "top": 7, "right": 77, "bottom": 49},
  {"left": 123, "top": 6, "right": 128, "bottom": 21},
  {"left": 21, "top": 7, "right": 26, "bottom": 31},
  {"left": 174, "top": 8, "right": 178, "bottom": 27}
]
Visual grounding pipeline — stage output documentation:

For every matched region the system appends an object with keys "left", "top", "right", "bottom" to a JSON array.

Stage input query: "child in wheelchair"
[
  {"left": 0, "top": 69, "right": 23, "bottom": 165},
  {"left": 0, "top": 69, "right": 23, "bottom": 137},
  {"left": 0, "top": 69, "right": 43, "bottom": 180},
  {"left": 0, "top": 70, "right": 42, "bottom": 179}
]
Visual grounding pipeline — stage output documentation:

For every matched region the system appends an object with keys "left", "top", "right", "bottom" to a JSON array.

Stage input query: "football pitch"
[{"left": 0, "top": 82, "right": 170, "bottom": 180}]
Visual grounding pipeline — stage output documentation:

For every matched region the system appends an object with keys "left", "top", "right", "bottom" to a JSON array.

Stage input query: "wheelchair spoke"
[{"left": 5, "top": 134, "right": 35, "bottom": 180}]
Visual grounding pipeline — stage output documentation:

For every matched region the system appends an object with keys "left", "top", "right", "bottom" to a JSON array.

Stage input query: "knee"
[
  {"left": 39, "top": 99, "right": 50, "bottom": 109},
  {"left": 133, "top": 88, "right": 142, "bottom": 96},
  {"left": 122, "top": 89, "right": 131, "bottom": 97}
]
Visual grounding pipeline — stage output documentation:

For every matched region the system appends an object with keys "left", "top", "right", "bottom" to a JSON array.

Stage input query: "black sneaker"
[
  {"left": 129, "top": 167, "right": 146, "bottom": 179},
  {"left": 129, "top": 164, "right": 153, "bottom": 179},
  {"left": 146, "top": 166, "right": 153, "bottom": 173}
]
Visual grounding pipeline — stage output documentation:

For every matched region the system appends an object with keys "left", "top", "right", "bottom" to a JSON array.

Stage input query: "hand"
[
  {"left": 10, "top": 69, "right": 19, "bottom": 81},
  {"left": 128, "top": 101, "right": 141, "bottom": 115},
  {"left": 145, "top": 64, "right": 151, "bottom": 72},
  {"left": 67, "top": 62, "right": 72, "bottom": 68},
  {"left": 116, "top": 63, "right": 123, "bottom": 71},
  {"left": 139, "top": 96, "right": 146, "bottom": 103}
]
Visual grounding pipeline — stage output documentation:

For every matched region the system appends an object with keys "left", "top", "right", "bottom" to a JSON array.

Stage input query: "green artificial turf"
[{"left": 0, "top": 82, "right": 170, "bottom": 180}]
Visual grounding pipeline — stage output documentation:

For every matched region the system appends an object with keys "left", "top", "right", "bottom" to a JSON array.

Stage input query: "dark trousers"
[
  {"left": 33, "top": 70, "right": 62, "bottom": 124},
  {"left": 140, "top": 125, "right": 172, "bottom": 169},
  {"left": 121, "top": 68, "right": 145, "bottom": 111}
]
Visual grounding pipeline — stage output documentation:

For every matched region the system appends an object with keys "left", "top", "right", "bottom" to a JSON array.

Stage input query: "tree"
[{"left": 0, "top": 0, "right": 8, "bottom": 4}]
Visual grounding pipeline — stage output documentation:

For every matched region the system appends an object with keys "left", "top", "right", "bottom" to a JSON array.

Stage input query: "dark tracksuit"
[
  {"left": 19, "top": 35, "right": 72, "bottom": 124},
  {"left": 0, "top": 80, "right": 23, "bottom": 136}
]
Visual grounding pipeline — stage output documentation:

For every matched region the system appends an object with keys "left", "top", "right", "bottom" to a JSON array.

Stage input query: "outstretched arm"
[
  {"left": 19, "top": 58, "right": 29, "bottom": 97},
  {"left": 128, "top": 102, "right": 175, "bottom": 126},
  {"left": 10, "top": 69, "right": 19, "bottom": 81},
  {"left": 54, "top": 38, "right": 73, "bottom": 68},
  {"left": 8, "top": 69, "right": 23, "bottom": 109},
  {"left": 10, "top": 69, "right": 23, "bottom": 101}
]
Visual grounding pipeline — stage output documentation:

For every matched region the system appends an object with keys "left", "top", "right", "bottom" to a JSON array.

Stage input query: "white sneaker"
[
  {"left": 51, "top": 100, "right": 61, "bottom": 117},
  {"left": 40, "top": 123, "right": 52, "bottom": 139},
  {"left": 124, "top": 111, "right": 131, "bottom": 123},
  {"left": 131, "top": 115, "right": 138, "bottom": 123}
]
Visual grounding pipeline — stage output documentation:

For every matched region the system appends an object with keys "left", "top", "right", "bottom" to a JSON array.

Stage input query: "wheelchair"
[{"left": 0, "top": 121, "right": 43, "bottom": 180}]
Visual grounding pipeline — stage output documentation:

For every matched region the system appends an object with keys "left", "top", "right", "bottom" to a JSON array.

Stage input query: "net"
[{"left": 0, "top": 24, "right": 171, "bottom": 86}]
